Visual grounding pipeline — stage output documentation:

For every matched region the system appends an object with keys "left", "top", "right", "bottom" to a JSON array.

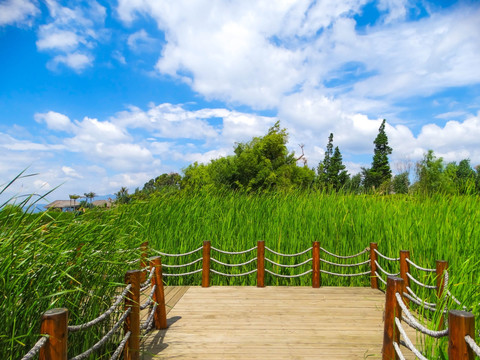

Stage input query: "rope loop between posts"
[
  {"left": 140, "top": 267, "right": 155, "bottom": 290},
  {"left": 211, "top": 257, "right": 257, "bottom": 267},
  {"left": 375, "top": 271, "right": 387, "bottom": 285},
  {"left": 406, "top": 272, "right": 437, "bottom": 290},
  {"left": 465, "top": 335, "right": 480, "bottom": 357},
  {"left": 394, "top": 317, "right": 429, "bottom": 360},
  {"left": 210, "top": 268, "right": 257, "bottom": 277},
  {"left": 320, "top": 258, "right": 370, "bottom": 268},
  {"left": 320, "top": 269, "right": 371, "bottom": 277},
  {"left": 374, "top": 260, "right": 400, "bottom": 277},
  {"left": 265, "top": 268, "right": 312, "bottom": 278},
  {"left": 140, "top": 303, "right": 157, "bottom": 332},
  {"left": 446, "top": 290, "right": 469, "bottom": 311},
  {"left": 265, "top": 246, "right": 312, "bottom": 257},
  {"left": 153, "top": 246, "right": 203, "bottom": 257},
  {"left": 140, "top": 285, "right": 156, "bottom": 310},
  {"left": 405, "top": 258, "right": 436, "bottom": 272},
  {"left": 265, "top": 257, "right": 312, "bottom": 268},
  {"left": 110, "top": 331, "right": 131, "bottom": 360},
  {"left": 405, "top": 286, "right": 437, "bottom": 307},
  {"left": 393, "top": 341, "right": 407, "bottom": 360},
  {"left": 70, "top": 307, "right": 132, "bottom": 360},
  {"left": 211, "top": 246, "right": 258, "bottom": 255},
  {"left": 395, "top": 292, "right": 449, "bottom": 338},
  {"left": 163, "top": 268, "right": 202, "bottom": 277},
  {"left": 162, "top": 257, "right": 203, "bottom": 268},
  {"left": 68, "top": 284, "right": 132, "bottom": 332},
  {"left": 20, "top": 336, "right": 49, "bottom": 360},
  {"left": 320, "top": 247, "right": 369, "bottom": 259},
  {"left": 373, "top": 248, "right": 400, "bottom": 262}
]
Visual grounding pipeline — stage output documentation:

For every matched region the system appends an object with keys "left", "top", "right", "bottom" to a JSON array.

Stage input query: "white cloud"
[
  {"left": 0, "top": 0, "right": 39, "bottom": 27},
  {"left": 36, "top": 0, "right": 106, "bottom": 72},
  {"left": 127, "top": 29, "right": 157, "bottom": 52},
  {"left": 48, "top": 52, "right": 93, "bottom": 72},
  {"left": 62, "top": 166, "right": 82, "bottom": 179},
  {"left": 34, "top": 111, "right": 75, "bottom": 132}
]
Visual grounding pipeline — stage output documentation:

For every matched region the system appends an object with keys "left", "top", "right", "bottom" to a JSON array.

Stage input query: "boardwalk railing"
[
  {"left": 154, "top": 240, "right": 371, "bottom": 287},
  {"left": 20, "top": 251, "right": 167, "bottom": 360},
  {"left": 21, "top": 240, "right": 479, "bottom": 360}
]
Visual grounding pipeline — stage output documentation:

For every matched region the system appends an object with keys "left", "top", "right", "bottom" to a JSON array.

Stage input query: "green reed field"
[{"left": 1, "top": 189, "right": 479, "bottom": 359}]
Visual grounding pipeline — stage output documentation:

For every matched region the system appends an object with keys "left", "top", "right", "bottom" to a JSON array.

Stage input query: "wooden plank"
[{"left": 142, "top": 286, "right": 420, "bottom": 360}]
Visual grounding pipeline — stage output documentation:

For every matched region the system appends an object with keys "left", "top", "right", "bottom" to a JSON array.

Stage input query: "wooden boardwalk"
[{"left": 141, "top": 286, "right": 416, "bottom": 360}]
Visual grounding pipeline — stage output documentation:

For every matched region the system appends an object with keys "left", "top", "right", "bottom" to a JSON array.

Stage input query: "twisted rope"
[
  {"left": 320, "top": 247, "right": 369, "bottom": 259},
  {"left": 374, "top": 260, "right": 400, "bottom": 277},
  {"left": 70, "top": 308, "right": 131, "bottom": 360},
  {"left": 110, "top": 331, "right": 130, "bottom": 360},
  {"left": 210, "top": 268, "right": 257, "bottom": 277},
  {"left": 211, "top": 257, "right": 257, "bottom": 267},
  {"left": 140, "top": 285, "right": 156, "bottom": 311},
  {"left": 140, "top": 267, "right": 155, "bottom": 287},
  {"left": 465, "top": 335, "right": 480, "bottom": 357},
  {"left": 374, "top": 249, "right": 400, "bottom": 262},
  {"left": 163, "top": 268, "right": 202, "bottom": 276},
  {"left": 375, "top": 271, "right": 387, "bottom": 285},
  {"left": 265, "top": 257, "right": 312, "bottom": 268},
  {"left": 446, "top": 290, "right": 468, "bottom": 310},
  {"left": 393, "top": 341, "right": 407, "bottom": 360},
  {"left": 320, "top": 258, "right": 370, "bottom": 267},
  {"left": 405, "top": 258, "right": 436, "bottom": 272},
  {"left": 320, "top": 269, "right": 371, "bottom": 277},
  {"left": 20, "top": 336, "right": 48, "bottom": 360},
  {"left": 394, "top": 317, "right": 429, "bottom": 360},
  {"left": 68, "top": 285, "right": 132, "bottom": 332},
  {"left": 406, "top": 273, "right": 437, "bottom": 289},
  {"left": 406, "top": 286, "right": 437, "bottom": 307},
  {"left": 265, "top": 268, "right": 312, "bottom": 278},
  {"left": 140, "top": 283, "right": 151, "bottom": 292},
  {"left": 211, "top": 246, "right": 257, "bottom": 255},
  {"left": 140, "top": 303, "right": 157, "bottom": 331},
  {"left": 395, "top": 293, "right": 449, "bottom": 338},
  {"left": 265, "top": 246, "right": 312, "bottom": 257},
  {"left": 153, "top": 246, "right": 203, "bottom": 257},
  {"left": 403, "top": 293, "right": 437, "bottom": 313},
  {"left": 162, "top": 257, "right": 202, "bottom": 268}
]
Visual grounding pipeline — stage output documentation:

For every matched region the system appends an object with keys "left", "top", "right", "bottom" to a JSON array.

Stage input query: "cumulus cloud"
[
  {"left": 34, "top": 111, "right": 75, "bottom": 132},
  {"left": 36, "top": 0, "right": 106, "bottom": 72},
  {"left": 0, "top": 0, "right": 39, "bottom": 27}
]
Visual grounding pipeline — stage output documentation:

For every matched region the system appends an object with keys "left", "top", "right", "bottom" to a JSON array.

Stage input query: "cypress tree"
[{"left": 367, "top": 119, "right": 392, "bottom": 188}]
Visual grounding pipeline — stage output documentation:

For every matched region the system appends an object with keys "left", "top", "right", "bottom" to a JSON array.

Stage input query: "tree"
[
  {"left": 84, "top": 192, "right": 96, "bottom": 204},
  {"left": 317, "top": 133, "right": 348, "bottom": 191},
  {"left": 392, "top": 172, "right": 410, "bottom": 194},
  {"left": 115, "top": 187, "right": 130, "bottom": 204},
  {"left": 69, "top": 194, "right": 80, "bottom": 211},
  {"left": 365, "top": 119, "right": 392, "bottom": 189},
  {"left": 415, "top": 150, "right": 447, "bottom": 194}
]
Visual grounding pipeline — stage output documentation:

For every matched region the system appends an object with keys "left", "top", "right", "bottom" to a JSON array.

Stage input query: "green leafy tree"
[
  {"left": 115, "top": 187, "right": 130, "bottom": 204},
  {"left": 392, "top": 172, "right": 410, "bottom": 194},
  {"left": 365, "top": 119, "right": 392, "bottom": 190},
  {"left": 415, "top": 150, "right": 450, "bottom": 194}
]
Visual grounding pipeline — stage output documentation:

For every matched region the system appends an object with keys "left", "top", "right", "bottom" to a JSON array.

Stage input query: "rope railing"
[
  {"left": 265, "top": 257, "right": 312, "bottom": 268},
  {"left": 320, "top": 247, "right": 369, "bottom": 259},
  {"left": 211, "top": 257, "right": 257, "bottom": 267},
  {"left": 211, "top": 268, "right": 258, "bottom": 277},
  {"left": 110, "top": 331, "right": 131, "bottom": 360},
  {"left": 406, "top": 272, "right": 437, "bottom": 290},
  {"left": 406, "top": 257, "right": 436, "bottom": 272},
  {"left": 153, "top": 246, "right": 203, "bottom": 257},
  {"left": 384, "top": 276, "right": 478, "bottom": 360},
  {"left": 20, "top": 336, "right": 48, "bottom": 360},
  {"left": 374, "top": 248, "right": 400, "bottom": 262},
  {"left": 320, "top": 258, "right": 370, "bottom": 267},
  {"left": 70, "top": 308, "right": 131, "bottom": 360},
  {"left": 320, "top": 269, "right": 371, "bottom": 277},
  {"left": 374, "top": 260, "right": 400, "bottom": 277},
  {"left": 162, "top": 268, "right": 202, "bottom": 277},
  {"left": 265, "top": 246, "right": 312, "bottom": 257},
  {"left": 265, "top": 268, "right": 312, "bottom": 278},
  {"left": 211, "top": 245, "right": 257, "bottom": 255},
  {"left": 162, "top": 257, "right": 202, "bottom": 268},
  {"left": 68, "top": 284, "right": 132, "bottom": 332},
  {"left": 140, "top": 267, "right": 155, "bottom": 289},
  {"left": 140, "top": 285, "right": 156, "bottom": 311}
]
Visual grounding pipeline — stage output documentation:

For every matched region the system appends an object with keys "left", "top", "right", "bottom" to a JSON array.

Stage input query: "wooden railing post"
[
  {"left": 436, "top": 260, "right": 448, "bottom": 329},
  {"left": 436, "top": 260, "right": 448, "bottom": 299},
  {"left": 312, "top": 241, "right": 320, "bottom": 288},
  {"left": 39, "top": 308, "right": 68, "bottom": 360},
  {"left": 399, "top": 250, "right": 410, "bottom": 307},
  {"left": 124, "top": 270, "right": 141, "bottom": 360},
  {"left": 150, "top": 256, "right": 167, "bottom": 329},
  {"left": 202, "top": 241, "right": 211, "bottom": 288},
  {"left": 382, "top": 276, "right": 404, "bottom": 360},
  {"left": 370, "top": 243, "right": 378, "bottom": 289},
  {"left": 448, "top": 310, "right": 475, "bottom": 360},
  {"left": 257, "top": 241, "right": 265, "bottom": 287},
  {"left": 140, "top": 241, "right": 149, "bottom": 282}
]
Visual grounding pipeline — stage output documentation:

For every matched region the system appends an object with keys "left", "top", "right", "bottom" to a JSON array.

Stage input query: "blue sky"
[{"left": 1, "top": 0, "right": 480, "bottom": 201}]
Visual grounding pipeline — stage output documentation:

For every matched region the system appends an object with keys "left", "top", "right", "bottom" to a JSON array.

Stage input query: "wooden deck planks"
[{"left": 141, "top": 286, "right": 417, "bottom": 360}]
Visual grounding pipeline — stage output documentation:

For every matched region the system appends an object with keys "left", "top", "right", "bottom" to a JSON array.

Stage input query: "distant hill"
[{"left": 26, "top": 194, "right": 115, "bottom": 213}]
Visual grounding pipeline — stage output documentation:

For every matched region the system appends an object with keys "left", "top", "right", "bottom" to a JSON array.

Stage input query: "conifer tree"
[
  {"left": 365, "top": 119, "right": 392, "bottom": 189},
  {"left": 317, "top": 133, "right": 348, "bottom": 190}
]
